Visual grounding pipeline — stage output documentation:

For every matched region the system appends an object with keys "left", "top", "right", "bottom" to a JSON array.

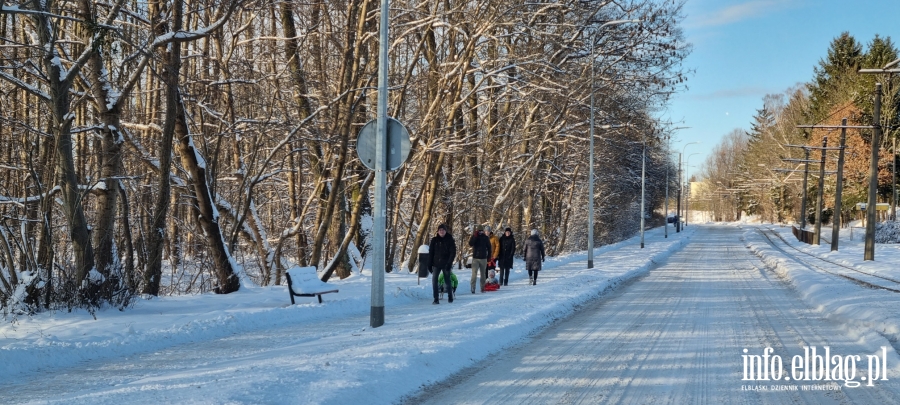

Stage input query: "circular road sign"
[{"left": 356, "top": 117, "right": 411, "bottom": 171}]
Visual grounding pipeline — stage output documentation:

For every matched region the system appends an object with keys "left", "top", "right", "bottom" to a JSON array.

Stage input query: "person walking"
[
  {"left": 487, "top": 226, "right": 500, "bottom": 273},
  {"left": 497, "top": 227, "right": 515, "bottom": 286},
  {"left": 468, "top": 225, "right": 492, "bottom": 293},
  {"left": 429, "top": 224, "right": 457, "bottom": 304},
  {"left": 524, "top": 229, "right": 545, "bottom": 285}
]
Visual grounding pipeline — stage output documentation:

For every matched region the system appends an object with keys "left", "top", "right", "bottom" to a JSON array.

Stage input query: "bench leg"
[
  {"left": 317, "top": 294, "right": 323, "bottom": 304},
  {"left": 286, "top": 273, "right": 296, "bottom": 305}
]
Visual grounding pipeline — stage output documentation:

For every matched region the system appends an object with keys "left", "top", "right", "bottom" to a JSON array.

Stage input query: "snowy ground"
[
  {"left": 2, "top": 223, "right": 900, "bottom": 404},
  {"left": 408, "top": 225, "right": 900, "bottom": 404}
]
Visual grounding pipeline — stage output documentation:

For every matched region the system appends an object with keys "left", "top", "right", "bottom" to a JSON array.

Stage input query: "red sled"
[{"left": 484, "top": 283, "right": 500, "bottom": 291}]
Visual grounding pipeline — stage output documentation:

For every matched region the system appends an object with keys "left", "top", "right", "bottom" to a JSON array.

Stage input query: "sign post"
[
  {"left": 370, "top": 0, "right": 391, "bottom": 328},
  {"left": 365, "top": 0, "right": 412, "bottom": 327}
]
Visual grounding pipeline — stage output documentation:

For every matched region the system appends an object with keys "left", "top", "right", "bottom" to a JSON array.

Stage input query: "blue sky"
[{"left": 663, "top": 0, "right": 900, "bottom": 179}]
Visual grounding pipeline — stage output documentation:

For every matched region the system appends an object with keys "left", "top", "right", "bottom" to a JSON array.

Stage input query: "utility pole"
[
  {"left": 799, "top": 148, "right": 810, "bottom": 229},
  {"left": 779, "top": 146, "right": 828, "bottom": 232},
  {"left": 814, "top": 137, "right": 827, "bottom": 245},
  {"left": 802, "top": 148, "right": 810, "bottom": 229},
  {"left": 858, "top": 59, "right": 900, "bottom": 258},
  {"left": 833, "top": 120, "right": 847, "bottom": 251},
  {"left": 864, "top": 83, "right": 882, "bottom": 261},
  {"left": 795, "top": 122, "right": 868, "bottom": 249}
]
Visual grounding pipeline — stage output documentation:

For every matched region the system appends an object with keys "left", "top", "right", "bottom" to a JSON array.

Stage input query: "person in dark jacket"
[
  {"left": 468, "top": 225, "right": 492, "bottom": 293},
  {"left": 429, "top": 224, "right": 457, "bottom": 304},
  {"left": 497, "top": 228, "right": 516, "bottom": 286},
  {"left": 523, "top": 229, "right": 545, "bottom": 285}
]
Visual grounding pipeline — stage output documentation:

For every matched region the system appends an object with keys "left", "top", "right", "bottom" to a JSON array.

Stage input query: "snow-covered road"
[
  {"left": 408, "top": 226, "right": 900, "bottom": 404},
  {"left": 5, "top": 224, "right": 900, "bottom": 404}
]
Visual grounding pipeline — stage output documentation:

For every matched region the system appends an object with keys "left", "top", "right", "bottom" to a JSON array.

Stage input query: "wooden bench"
[{"left": 285, "top": 266, "right": 339, "bottom": 304}]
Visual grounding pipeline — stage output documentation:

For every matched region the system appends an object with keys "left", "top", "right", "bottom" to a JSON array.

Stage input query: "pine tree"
[
  {"left": 855, "top": 35, "right": 900, "bottom": 148},
  {"left": 748, "top": 106, "right": 775, "bottom": 145},
  {"left": 806, "top": 32, "right": 863, "bottom": 123}
]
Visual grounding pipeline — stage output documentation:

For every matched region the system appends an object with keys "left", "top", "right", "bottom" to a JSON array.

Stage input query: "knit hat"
[
  {"left": 484, "top": 225, "right": 492, "bottom": 233},
  {"left": 505, "top": 227, "right": 512, "bottom": 233},
  {"left": 531, "top": 229, "right": 538, "bottom": 236},
  {"left": 438, "top": 223, "right": 447, "bottom": 231},
  {"left": 475, "top": 225, "right": 484, "bottom": 232}
]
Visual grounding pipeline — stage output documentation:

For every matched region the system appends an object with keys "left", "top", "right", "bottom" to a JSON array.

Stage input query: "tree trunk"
[
  {"left": 80, "top": 0, "right": 126, "bottom": 282},
  {"left": 118, "top": 184, "right": 136, "bottom": 292},
  {"left": 28, "top": 5, "right": 96, "bottom": 292},
  {"left": 556, "top": 167, "right": 579, "bottom": 253},
  {"left": 321, "top": 173, "right": 373, "bottom": 282},
  {"left": 143, "top": 0, "right": 182, "bottom": 295},
  {"left": 407, "top": 153, "right": 444, "bottom": 272},
  {"left": 176, "top": 108, "right": 241, "bottom": 293},
  {"left": 308, "top": 0, "right": 369, "bottom": 270}
]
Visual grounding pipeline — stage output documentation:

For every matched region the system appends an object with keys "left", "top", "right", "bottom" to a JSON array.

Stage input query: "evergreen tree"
[
  {"left": 743, "top": 94, "right": 785, "bottom": 172},
  {"left": 806, "top": 32, "right": 863, "bottom": 123},
  {"left": 748, "top": 106, "right": 775, "bottom": 146},
  {"left": 856, "top": 35, "right": 900, "bottom": 148}
]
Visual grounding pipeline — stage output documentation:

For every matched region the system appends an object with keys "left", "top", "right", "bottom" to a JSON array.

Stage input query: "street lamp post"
[
  {"left": 586, "top": 19, "right": 639, "bottom": 268},
  {"left": 684, "top": 152, "right": 700, "bottom": 227},
  {"left": 640, "top": 131, "right": 647, "bottom": 248},
  {"left": 677, "top": 142, "right": 698, "bottom": 232},
  {"left": 663, "top": 128, "right": 690, "bottom": 238},
  {"left": 664, "top": 137, "right": 670, "bottom": 238}
]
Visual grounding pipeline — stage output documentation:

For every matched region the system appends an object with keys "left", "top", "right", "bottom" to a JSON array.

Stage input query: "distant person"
[
  {"left": 497, "top": 227, "right": 516, "bottom": 286},
  {"left": 524, "top": 229, "right": 545, "bottom": 285},
  {"left": 468, "top": 225, "right": 492, "bottom": 293},
  {"left": 487, "top": 226, "right": 500, "bottom": 273},
  {"left": 430, "top": 224, "right": 456, "bottom": 304}
]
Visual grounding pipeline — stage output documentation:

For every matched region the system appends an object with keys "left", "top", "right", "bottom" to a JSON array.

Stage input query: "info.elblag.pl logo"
[{"left": 742, "top": 346, "right": 889, "bottom": 388}]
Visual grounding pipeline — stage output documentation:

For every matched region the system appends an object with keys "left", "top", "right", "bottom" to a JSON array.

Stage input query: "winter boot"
[
  {"left": 432, "top": 299, "right": 439, "bottom": 305},
  {"left": 448, "top": 291, "right": 453, "bottom": 303}
]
